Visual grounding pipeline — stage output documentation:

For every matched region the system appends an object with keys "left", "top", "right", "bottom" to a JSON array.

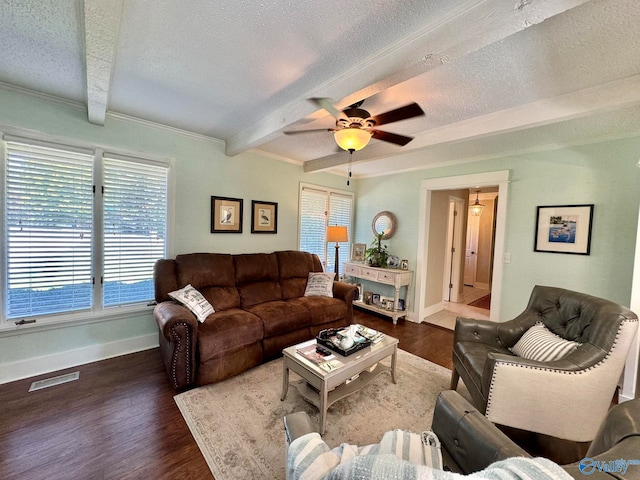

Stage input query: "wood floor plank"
[{"left": 0, "top": 311, "right": 453, "bottom": 480}]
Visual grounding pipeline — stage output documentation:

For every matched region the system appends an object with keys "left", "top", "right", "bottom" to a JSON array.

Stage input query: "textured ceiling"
[{"left": 0, "top": 0, "right": 639, "bottom": 178}]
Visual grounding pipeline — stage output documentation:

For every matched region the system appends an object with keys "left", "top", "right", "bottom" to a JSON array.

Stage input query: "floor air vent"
[{"left": 29, "top": 372, "right": 80, "bottom": 392}]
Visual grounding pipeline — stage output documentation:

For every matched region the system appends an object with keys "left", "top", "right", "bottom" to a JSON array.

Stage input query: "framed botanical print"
[
  {"left": 534, "top": 204, "right": 594, "bottom": 255},
  {"left": 211, "top": 196, "right": 243, "bottom": 233},
  {"left": 251, "top": 200, "right": 278, "bottom": 233}
]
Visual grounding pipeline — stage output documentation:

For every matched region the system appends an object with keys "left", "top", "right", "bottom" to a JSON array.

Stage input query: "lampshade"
[
  {"left": 326, "top": 225, "right": 348, "bottom": 243},
  {"left": 470, "top": 190, "right": 484, "bottom": 216},
  {"left": 334, "top": 128, "right": 372, "bottom": 151}
]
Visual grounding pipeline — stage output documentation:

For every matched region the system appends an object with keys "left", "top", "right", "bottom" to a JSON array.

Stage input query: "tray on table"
[{"left": 316, "top": 328, "right": 371, "bottom": 357}]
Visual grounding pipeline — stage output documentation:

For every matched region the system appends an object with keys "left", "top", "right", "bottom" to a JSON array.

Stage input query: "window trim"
[{"left": 0, "top": 131, "right": 175, "bottom": 332}]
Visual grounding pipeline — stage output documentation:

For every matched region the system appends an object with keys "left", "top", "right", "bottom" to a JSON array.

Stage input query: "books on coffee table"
[{"left": 297, "top": 342, "right": 333, "bottom": 365}]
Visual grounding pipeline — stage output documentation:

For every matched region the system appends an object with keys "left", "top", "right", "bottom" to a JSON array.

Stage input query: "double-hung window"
[
  {"left": 2, "top": 135, "right": 170, "bottom": 326},
  {"left": 298, "top": 183, "right": 353, "bottom": 274}
]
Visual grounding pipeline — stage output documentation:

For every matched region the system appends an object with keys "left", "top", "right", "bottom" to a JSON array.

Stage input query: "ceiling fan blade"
[
  {"left": 371, "top": 129, "right": 414, "bottom": 146},
  {"left": 370, "top": 102, "right": 424, "bottom": 126},
  {"left": 310, "top": 98, "right": 342, "bottom": 119},
  {"left": 283, "top": 128, "right": 336, "bottom": 135}
]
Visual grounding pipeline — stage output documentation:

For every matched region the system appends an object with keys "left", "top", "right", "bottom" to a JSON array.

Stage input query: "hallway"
[{"left": 424, "top": 286, "right": 490, "bottom": 330}]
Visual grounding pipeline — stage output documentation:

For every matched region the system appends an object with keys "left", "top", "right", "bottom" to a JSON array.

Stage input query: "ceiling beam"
[
  {"left": 225, "top": 0, "right": 592, "bottom": 157},
  {"left": 83, "top": 0, "right": 124, "bottom": 125},
  {"left": 304, "top": 74, "right": 640, "bottom": 173}
]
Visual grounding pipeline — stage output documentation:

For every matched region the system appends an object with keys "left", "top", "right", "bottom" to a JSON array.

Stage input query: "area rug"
[
  {"left": 468, "top": 293, "right": 491, "bottom": 310},
  {"left": 175, "top": 349, "right": 468, "bottom": 480}
]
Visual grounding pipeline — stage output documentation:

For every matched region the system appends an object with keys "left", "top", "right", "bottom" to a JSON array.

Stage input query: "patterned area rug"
[{"left": 175, "top": 349, "right": 468, "bottom": 480}]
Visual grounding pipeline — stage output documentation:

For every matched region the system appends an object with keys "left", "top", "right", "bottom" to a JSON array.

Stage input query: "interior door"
[
  {"left": 464, "top": 210, "right": 480, "bottom": 286},
  {"left": 444, "top": 196, "right": 464, "bottom": 302}
]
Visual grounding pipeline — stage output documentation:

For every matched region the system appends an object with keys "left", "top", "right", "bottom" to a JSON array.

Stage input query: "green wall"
[
  {"left": 353, "top": 139, "right": 640, "bottom": 320},
  {"left": 2, "top": 84, "right": 639, "bottom": 381},
  {"left": 0, "top": 88, "right": 347, "bottom": 381}
]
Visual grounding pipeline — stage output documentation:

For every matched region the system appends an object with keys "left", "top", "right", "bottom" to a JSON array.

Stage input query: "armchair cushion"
[{"left": 510, "top": 322, "right": 581, "bottom": 362}]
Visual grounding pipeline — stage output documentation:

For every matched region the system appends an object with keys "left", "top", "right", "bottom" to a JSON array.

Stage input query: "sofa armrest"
[
  {"left": 332, "top": 281, "right": 358, "bottom": 303},
  {"left": 284, "top": 411, "right": 317, "bottom": 446},
  {"left": 154, "top": 301, "right": 199, "bottom": 389},
  {"left": 432, "top": 390, "right": 530, "bottom": 474}
]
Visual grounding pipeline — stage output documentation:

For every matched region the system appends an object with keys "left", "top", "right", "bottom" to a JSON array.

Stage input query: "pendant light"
[{"left": 471, "top": 190, "right": 484, "bottom": 216}]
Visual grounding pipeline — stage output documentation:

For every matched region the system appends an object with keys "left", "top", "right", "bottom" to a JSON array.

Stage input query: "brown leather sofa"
[{"left": 154, "top": 250, "right": 358, "bottom": 389}]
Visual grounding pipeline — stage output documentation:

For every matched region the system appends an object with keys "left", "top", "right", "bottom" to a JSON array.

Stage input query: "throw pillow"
[
  {"left": 303, "top": 272, "right": 334, "bottom": 298},
  {"left": 168, "top": 284, "right": 215, "bottom": 323},
  {"left": 511, "top": 322, "right": 581, "bottom": 362}
]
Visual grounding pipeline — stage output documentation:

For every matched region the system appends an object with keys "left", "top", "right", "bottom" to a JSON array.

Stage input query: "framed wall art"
[
  {"left": 251, "top": 200, "right": 278, "bottom": 233},
  {"left": 211, "top": 196, "right": 243, "bottom": 233},
  {"left": 534, "top": 204, "right": 594, "bottom": 255},
  {"left": 351, "top": 243, "right": 366, "bottom": 262}
]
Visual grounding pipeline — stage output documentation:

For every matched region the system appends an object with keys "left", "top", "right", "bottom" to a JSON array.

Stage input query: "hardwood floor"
[{"left": 0, "top": 311, "right": 453, "bottom": 480}]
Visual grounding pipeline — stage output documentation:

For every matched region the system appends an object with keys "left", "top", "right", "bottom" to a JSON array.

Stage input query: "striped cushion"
[{"left": 511, "top": 322, "right": 581, "bottom": 362}]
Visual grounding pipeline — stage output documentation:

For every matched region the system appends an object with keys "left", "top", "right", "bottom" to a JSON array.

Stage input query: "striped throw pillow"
[{"left": 511, "top": 322, "right": 581, "bottom": 362}]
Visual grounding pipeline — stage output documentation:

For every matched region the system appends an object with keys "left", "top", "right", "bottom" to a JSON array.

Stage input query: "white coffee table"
[{"left": 281, "top": 334, "right": 398, "bottom": 434}]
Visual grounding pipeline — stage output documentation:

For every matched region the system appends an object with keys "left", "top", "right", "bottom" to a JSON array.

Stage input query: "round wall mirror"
[{"left": 372, "top": 211, "right": 397, "bottom": 240}]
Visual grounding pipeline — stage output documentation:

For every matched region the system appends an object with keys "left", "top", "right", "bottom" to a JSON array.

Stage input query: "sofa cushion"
[
  {"left": 174, "top": 253, "right": 240, "bottom": 309},
  {"left": 197, "top": 308, "right": 263, "bottom": 363},
  {"left": 304, "top": 272, "right": 334, "bottom": 298},
  {"left": 234, "top": 253, "right": 282, "bottom": 307},
  {"left": 168, "top": 284, "right": 215, "bottom": 322},
  {"left": 292, "top": 296, "right": 349, "bottom": 326},
  {"left": 246, "top": 300, "right": 311, "bottom": 337},
  {"left": 510, "top": 322, "right": 581, "bottom": 362},
  {"left": 277, "top": 250, "right": 320, "bottom": 299}
]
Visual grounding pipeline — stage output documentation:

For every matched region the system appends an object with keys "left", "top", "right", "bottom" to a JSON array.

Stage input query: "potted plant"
[{"left": 365, "top": 233, "right": 389, "bottom": 267}]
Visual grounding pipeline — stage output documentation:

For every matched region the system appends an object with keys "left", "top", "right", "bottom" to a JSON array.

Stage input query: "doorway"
[{"left": 414, "top": 171, "right": 510, "bottom": 325}]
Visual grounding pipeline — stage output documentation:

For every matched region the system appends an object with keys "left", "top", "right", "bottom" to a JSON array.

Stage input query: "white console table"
[{"left": 345, "top": 262, "right": 413, "bottom": 324}]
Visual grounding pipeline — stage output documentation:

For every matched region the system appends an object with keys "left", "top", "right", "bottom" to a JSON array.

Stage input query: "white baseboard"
[
  {"left": 0, "top": 333, "right": 159, "bottom": 385},
  {"left": 420, "top": 302, "right": 444, "bottom": 321}
]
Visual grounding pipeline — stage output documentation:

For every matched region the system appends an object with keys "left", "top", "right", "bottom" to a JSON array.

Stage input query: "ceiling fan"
[{"left": 284, "top": 98, "right": 425, "bottom": 152}]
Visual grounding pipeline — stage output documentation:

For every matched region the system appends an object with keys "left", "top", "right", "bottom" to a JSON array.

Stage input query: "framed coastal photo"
[
  {"left": 211, "top": 196, "right": 243, "bottom": 233},
  {"left": 351, "top": 243, "right": 366, "bottom": 262},
  {"left": 534, "top": 204, "right": 594, "bottom": 255},
  {"left": 251, "top": 200, "right": 278, "bottom": 233}
]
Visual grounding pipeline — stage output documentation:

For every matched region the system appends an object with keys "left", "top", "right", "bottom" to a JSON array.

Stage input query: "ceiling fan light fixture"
[
  {"left": 334, "top": 127, "right": 372, "bottom": 151},
  {"left": 471, "top": 190, "right": 484, "bottom": 216}
]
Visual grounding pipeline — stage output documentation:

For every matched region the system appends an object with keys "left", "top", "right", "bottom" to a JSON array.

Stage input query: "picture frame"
[
  {"left": 372, "top": 293, "right": 381, "bottom": 305},
  {"left": 364, "top": 292, "right": 373, "bottom": 305},
  {"left": 211, "top": 196, "right": 243, "bottom": 233},
  {"left": 356, "top": 283, "right": 363, "bottom": 301},
  {"left": 534, "top": 204, "right": 594, "bottom": 255},
  {"left": 251, "top": 200, "right": 278, "bottom": 234},
  {"left": 351, "top": 243, "right": 366, "bottom": 262}
]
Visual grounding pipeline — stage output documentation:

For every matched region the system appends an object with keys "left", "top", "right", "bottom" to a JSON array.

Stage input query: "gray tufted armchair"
[{"left": 450, "top": 285, "right": 638, "bottom": 442}]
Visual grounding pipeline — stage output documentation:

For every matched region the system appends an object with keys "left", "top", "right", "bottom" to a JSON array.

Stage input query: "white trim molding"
[
  {"left": 0, "top": 333, "right": 158, "bottom": 385},
  {"left": 415, "top": 170, "right": 510, "bottom": 324}
]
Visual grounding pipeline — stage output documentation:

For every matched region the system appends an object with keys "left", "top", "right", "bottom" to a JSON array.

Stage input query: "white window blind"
[
  {"left": 103, "top": 157, "right": 168, "bottom": 307},
  {"left": 327, "top": 193, "right": 352, "bottom": 275},
  {"left": 300, "top": 187, "right": 328, "bottom": 265},
  {"left": 5, "top": 140, "right": 94, "bottom": 319},
  {"left": 299, "top": 185, "right": 353, "bottom": 272}
]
